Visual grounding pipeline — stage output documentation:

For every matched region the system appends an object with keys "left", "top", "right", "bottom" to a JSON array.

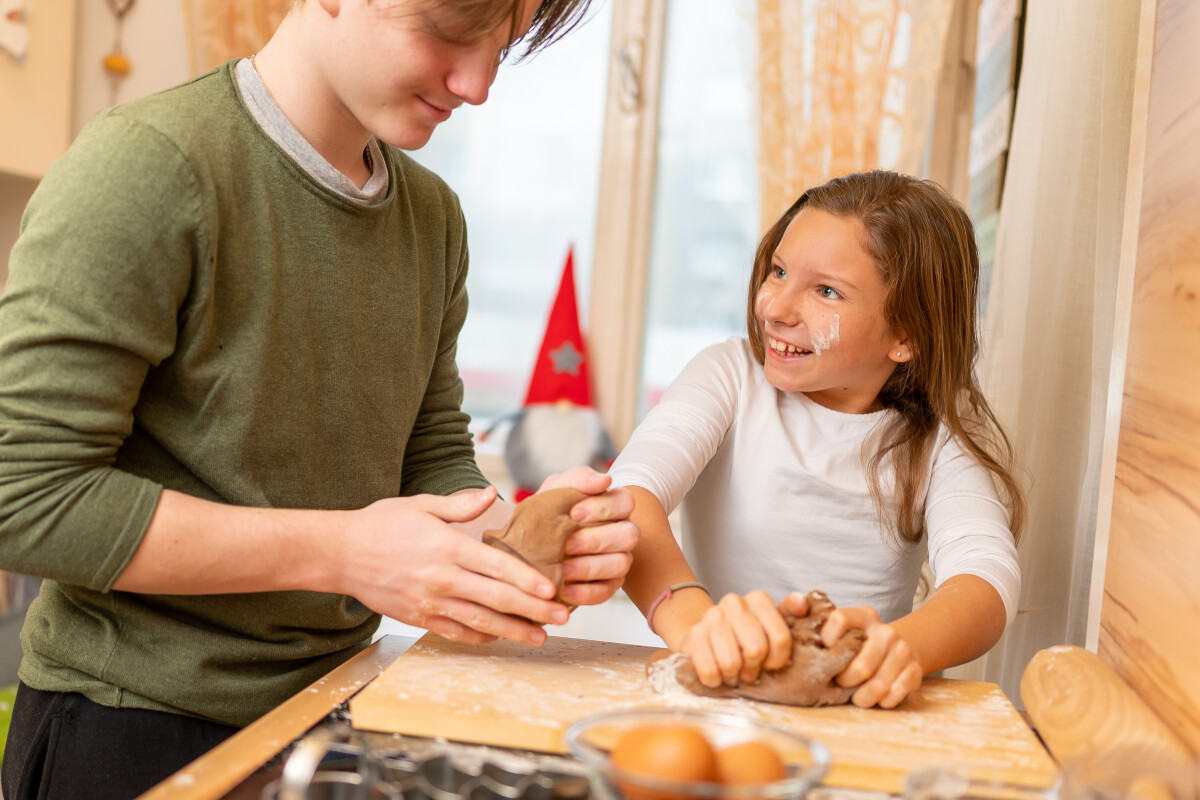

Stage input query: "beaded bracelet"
[{"left": 647, "top": 581, "right": 710, "bottom": 635}]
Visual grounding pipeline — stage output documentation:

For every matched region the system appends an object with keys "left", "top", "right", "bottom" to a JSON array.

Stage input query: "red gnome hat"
[
  {"left": 523, "top": 247, "right": 592, "bottom": 407},
  {"left": 505, "top": 247, "right": 614, "bottom": 501}
]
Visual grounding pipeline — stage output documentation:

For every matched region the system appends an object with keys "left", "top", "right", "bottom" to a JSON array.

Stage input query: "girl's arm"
[
  {"left": 607, "top": 342, "right": 765, "bottom": 682},
  {"left": 622, "top": 486, "right": 713, "bottom": 648},
  {"left": 813, "top": 430, "right": 1019, "bottom": 708},
  {"left": 623, "top": 487, "right": 796, "bottom": 688},
  {"left": 820, "top": 573, "right": 1007, "bottom": 708}
]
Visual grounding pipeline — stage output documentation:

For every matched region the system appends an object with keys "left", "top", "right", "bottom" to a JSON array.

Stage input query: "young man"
[{"left": 0, "top": 1, "right": 634, "bottom": 798}]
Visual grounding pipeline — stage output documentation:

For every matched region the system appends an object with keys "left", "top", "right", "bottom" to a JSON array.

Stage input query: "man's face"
[{"left": 314, "top": 0, "right": 540, "bottom": 150}]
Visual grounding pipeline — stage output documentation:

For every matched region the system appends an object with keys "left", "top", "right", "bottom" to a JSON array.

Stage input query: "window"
[
  {"left": 640, "top": 0, "right": 758, "bottom": 413},
  {"left": 408, "top": 0, "right": 760, "bottom": 451},
  {"left": 407, "top": 6, "right": 613, "bottom": 423}
]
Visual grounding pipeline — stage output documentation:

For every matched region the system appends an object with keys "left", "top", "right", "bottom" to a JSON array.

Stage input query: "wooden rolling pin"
[{"left": 1021, "top": 645, "right": 1198, "bottom": 800}]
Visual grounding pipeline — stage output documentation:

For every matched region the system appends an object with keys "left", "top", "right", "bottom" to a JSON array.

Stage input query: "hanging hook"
[{"left": 616, "top": 38, "right": 642, "bottom": 111}]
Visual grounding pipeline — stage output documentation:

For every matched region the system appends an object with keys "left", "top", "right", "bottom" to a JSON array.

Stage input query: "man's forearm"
[{"left": 111, "top": 488, "right": 348, "bottom": 595}]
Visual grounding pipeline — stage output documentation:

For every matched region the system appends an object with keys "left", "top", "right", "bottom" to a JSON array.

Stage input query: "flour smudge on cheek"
[{"left": 810, "top": 313, "right": 840, "bottom": 355}]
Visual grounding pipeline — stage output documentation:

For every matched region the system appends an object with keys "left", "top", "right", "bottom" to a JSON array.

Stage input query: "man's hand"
[
  {"left": 341, "top": 487, "right": 571, "bottom": 646},
  {"left": 536, "top": 467, "right": 638, "bottom": 607}
]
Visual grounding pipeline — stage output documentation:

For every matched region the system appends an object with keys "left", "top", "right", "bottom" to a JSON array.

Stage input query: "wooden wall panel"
[{"left": 1102, "top": 0, "right": 1200, "bottom": 755}]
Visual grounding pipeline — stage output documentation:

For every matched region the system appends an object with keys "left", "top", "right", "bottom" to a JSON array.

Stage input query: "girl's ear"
[{"left": 890, "top": 335, "right": 913, "bottom": 363}]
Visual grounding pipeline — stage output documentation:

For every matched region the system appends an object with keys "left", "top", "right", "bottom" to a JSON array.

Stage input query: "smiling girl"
[{"left": 610, "top": 170, "right": 1025, "bottom": 709}]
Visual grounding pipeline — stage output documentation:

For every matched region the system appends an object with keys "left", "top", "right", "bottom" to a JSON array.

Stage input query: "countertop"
[{"left": 138, "top": 633, "right": 1057, "bottom": 800}]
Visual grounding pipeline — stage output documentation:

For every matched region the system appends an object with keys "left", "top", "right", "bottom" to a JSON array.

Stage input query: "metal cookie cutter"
[
  {"left": 263, "top": 726, "right": 590, "bottom": 800},
  {"left": 263, "top": 725, "right": 392, "bottom": 800}
]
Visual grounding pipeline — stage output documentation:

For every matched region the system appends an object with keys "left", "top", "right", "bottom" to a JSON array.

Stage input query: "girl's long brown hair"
[{"left": 746, "top": 170, "right": 1025, "bottom": 544}]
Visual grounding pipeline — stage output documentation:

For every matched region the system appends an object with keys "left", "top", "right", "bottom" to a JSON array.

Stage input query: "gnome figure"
[{"left": 502, "top": 248, "right": 615, "bottom": 501}]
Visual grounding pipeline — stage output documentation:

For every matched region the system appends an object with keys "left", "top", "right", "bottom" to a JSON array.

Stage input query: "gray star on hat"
[{"left": 548, "top": 341, "right": 583, "bottom": 376}]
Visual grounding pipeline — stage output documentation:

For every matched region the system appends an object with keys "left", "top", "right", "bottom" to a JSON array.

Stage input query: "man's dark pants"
[{"left": 2, "top": 683, "right": 237, "bottom": 800}]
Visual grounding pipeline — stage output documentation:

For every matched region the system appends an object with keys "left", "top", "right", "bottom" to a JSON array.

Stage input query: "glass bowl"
[{"left": 564, "top": 709, "right": 830, "bottom": 800}]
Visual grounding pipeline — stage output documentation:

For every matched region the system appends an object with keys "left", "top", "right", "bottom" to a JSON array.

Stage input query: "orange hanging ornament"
[
  {"left": 103, "top": 0, "right": 135, "bottom": 103},
  {"left": 103, "top": 52, "right": 131, "bottom": 75}
]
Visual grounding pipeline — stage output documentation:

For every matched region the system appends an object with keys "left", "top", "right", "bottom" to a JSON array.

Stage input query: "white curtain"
[{"left": 945, "top": 0, "right": 1144, "bottom": 702}]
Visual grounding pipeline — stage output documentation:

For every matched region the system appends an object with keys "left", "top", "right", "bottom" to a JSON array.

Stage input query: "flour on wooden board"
[{"left": 645, "top": 652, "right": 765, "bottom": 718}]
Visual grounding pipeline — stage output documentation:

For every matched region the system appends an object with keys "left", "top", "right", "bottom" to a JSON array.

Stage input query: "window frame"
[{"left": 586, "top": 0, "right": 669, "bottom": 449}]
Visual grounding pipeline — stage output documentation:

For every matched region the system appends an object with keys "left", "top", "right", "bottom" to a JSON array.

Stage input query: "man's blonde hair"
[{"left": 298, "top": 0, "right": 594, "bottom": 61}]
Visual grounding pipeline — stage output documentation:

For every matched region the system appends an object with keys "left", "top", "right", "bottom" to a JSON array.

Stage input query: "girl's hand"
[
  {"left": 822, "top": 605, "right": 923, "bottom": 708},
  {"left": 681, "top": 590, "right": 796, "bottom": 688},
  {"left": 536, "top": 467, "right": 639, "bottom": 607}
]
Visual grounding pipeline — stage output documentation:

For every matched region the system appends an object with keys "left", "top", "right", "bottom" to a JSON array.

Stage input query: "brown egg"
[
  {"left": 610, "top": 723, "right": 718, "bottom": 800},
  {"left": 715, "top": 740, "right": 788, "bottom": 787}
]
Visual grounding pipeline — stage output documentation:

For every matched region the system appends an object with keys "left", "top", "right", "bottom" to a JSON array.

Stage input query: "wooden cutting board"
[{"left": 350, "top": 634, "right": 1058, "bottom": 794}]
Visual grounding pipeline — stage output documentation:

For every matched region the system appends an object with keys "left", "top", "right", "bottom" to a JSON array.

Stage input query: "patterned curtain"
[
  {"left": 182, "top": 0, "right": 292, "bottom": 75},
  {"left": 756, "top": 0, "right": 955, "bottom": 229}
]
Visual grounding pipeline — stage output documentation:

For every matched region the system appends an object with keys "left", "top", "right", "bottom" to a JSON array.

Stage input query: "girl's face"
[
  {"left": 312, "top": 0, "right": 536, "bottom": 151},
  {"left": 754, "top": 207, "right": 909, "bottom": 414}
]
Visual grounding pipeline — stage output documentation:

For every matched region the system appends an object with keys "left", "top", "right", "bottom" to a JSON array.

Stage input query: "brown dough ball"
[
  {"left": 657, "top": 590, "right": 865, "bottom": 707},
  {"left": 482, "top": 487, "right": 593, "bottom": 606}
]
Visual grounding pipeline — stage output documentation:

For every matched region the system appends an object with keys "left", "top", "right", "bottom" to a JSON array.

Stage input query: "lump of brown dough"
[
  {"left": 657, "top": 590, "right": 866, "bottom": 707},
  {"left": 482, "top": 487, "right": 591, "bottom": 606}
]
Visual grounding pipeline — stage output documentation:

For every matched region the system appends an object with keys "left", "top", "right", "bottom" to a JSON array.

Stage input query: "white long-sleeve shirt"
[{"left": 608, "top": 338, "right": 1020, "bottom": 625}]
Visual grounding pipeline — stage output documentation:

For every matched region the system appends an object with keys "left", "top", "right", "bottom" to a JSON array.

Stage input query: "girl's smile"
[
  {"left": 755, "top": 207, "right": 909, "bottom": 414},
  {"left": 767, "top": 335, "right": 814, "bottom": 357}
]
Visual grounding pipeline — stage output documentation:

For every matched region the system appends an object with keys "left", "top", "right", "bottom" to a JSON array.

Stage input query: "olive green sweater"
[{"left": 0, "top": 63, "right": 488, "bottom": 727}]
